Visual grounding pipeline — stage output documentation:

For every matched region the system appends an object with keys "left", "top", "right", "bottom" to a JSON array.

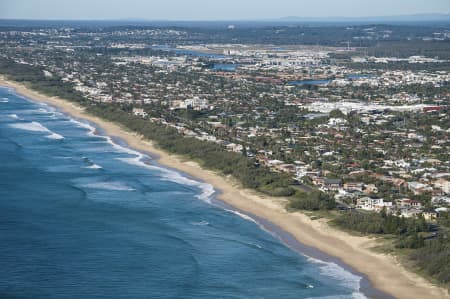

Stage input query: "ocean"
[{"left": 0, "top": 86, "right": 369, "bottom": 298}]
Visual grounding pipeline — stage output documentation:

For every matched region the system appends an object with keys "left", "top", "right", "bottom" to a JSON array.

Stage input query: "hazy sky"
[{"left": 1, "top": 0, "right": 449, "bottom": 20}]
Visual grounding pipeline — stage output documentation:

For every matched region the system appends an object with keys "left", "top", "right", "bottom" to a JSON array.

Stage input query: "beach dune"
[{"left": 1, "top": 77, "right": 448, "bottom": 299}]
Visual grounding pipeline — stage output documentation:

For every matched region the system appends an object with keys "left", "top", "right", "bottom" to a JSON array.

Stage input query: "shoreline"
[
  {"left": 1, "top": 78, "right": 448, "bottom": 299},
  {"left": 210, "top": 198, "right": 394, "bottom": 299},
  {"left": 109, "top": 132, "right": 389, "bottom": 298},
  {"left": 111, "top": 132, "right": 390, "bottom": 299}
]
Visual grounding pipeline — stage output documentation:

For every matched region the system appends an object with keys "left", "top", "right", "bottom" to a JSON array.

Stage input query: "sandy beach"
[{"left": 1, "top": 77, "right": 448, "bottom": 299}]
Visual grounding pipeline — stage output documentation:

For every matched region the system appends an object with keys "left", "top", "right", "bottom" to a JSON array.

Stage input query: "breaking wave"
[
  {"left": 85, "top": 163, "right": 102, "bottom": 170},
  {"left": 10, "top": 121, "right": 50, "bottom": 132},
  {"left": 83, "top": 181, "right": 136, "bottom": 191},
  {"left": 67, "top": 116, "right": 215, "bottom": 201},
  {"left": 306, "top": 256, "right": 366, "bottom": 298},
  {"left": 9, "top": 121, "right": 64, "bottom": 140},
  {"left": 191, "top": 220, "right": 210, "bottom": 226},
  {"left": 46, "top": 132, "right": 64, "bottom": 140}
]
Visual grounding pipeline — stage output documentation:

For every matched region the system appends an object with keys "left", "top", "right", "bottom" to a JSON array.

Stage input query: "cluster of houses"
[
  {"left": 254, "top": 155, "right": 449, "bottom": 220},
  {"left": 169, "top": 97, "right": 210, "bottom": 111},
  {"left": 3, "top": 26, "right": 449, "bottom": 224},
  {"left": 333, "top": 177, "right": 448, "bottom": 220},
  {"left": 353, "top": 197, "right": 447, "bottom": 221}
]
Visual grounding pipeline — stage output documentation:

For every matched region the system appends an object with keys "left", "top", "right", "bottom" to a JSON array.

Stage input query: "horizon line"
[{"left": 0, "top": 12, "right": 449, "bottom": 23}]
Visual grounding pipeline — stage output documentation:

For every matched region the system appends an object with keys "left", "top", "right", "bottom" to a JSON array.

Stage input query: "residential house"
[
  {"left": 423, "top": 211, "right": 438, "bottom": 221},
  {"left": 323, "top": 178, "right": 343, "bottom": 191},
  {"left": 344, "top": 182, "right": 364, "bottom": 192},
  {"left": 132, "top": 108, "right": 147, "bottom": 117},
  {"left": 408, "top": 181, "right": 432, "bottom": 195},
  {"left": 434, "top": 179, "right": 450, "bottom": 194},
  {"left": 399, "top": 199, "right": 422, "bottom": 209},
  {"left": 356, "top": 197, "right": 393, "bottom": 211}
]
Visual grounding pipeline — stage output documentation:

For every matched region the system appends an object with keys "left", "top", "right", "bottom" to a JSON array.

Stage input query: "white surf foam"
[
  {"left": 306, "top": 256, "right": 366, "bottom": 297},
  {"left": 228, "top": 210, "right": 259, "bottom": 225},
  {"left": 191, "top": 220, "right": 210, "bottom": 226},
  {"left": 114, "top": 152, "right": 215, "bottom": 203},
  {"left": 8, "top": 114, "right": 19, "bottom": 119},
  {"left": 10, "top": 121, "right": 51, "bottom": 132},
  {"left": 305, "top": 294, "right": 366, "bottom": 299},
  {"left": 105, "top": 135, "right": 144, "bottom": 156},
  {"left": 10, "top": 121, "right": 65, "bottom": 140},
  {"left": 252, "top": 243, "right": 263, "bottom": 249},
  {"left": 20, "top": 108, "right": 53, "bottom": 115},
  {"left": 219, "top": 205, "right": 366, "bottom": 298},
  {"left": 84, "top": 181, "right": 135, "bottom": 191},
  {"left": 46, "top": 132, "right": 64, "bottom": 140},
  {"left": 69, "top": 116, "right": 215, "bottom": 201},
  {"left": 84, "top": 163, "right": 102, "bottom": 169},
  {"left": 0, "top": 98, "right": 9, "bottom": 103},
  {"left": 224, "top": 208, "right": 280, "bottom": 239},
  {"left": 157, "top": 168, "right": 215, "bottom": 202},
  {"left": 69, "top": 118, "right": 97, "bottom": 136},
  {"left": 37, "top": 103, "right": 56, "bottom": 112},
  {"left": 8, "top": 90, "right": 367, "bottom": 299},
  {"left": 350, "top": 293, "right": 368, "bottom": 299},
  {"left": 80, "top": 156, "right": 102, "bottom": 169}
]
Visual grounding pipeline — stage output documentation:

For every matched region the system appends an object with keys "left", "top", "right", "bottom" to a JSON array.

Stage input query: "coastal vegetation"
[
  {"left": 1, "top": 50, "right": 449, "bottom": 290},
  {"left": 332, "top": 210, "right": 450, "bottom": 285},
  {"left": 410, "top": 232, "right": 450, "bottom": 284},
  {"left": 332, "top": 209, "right": 431, "bottom": 237},
  {"left": 1, "top": 21, "right": 449, "bottom": 294},
  {"left": 88, "top": 104, "right": 297, "bottom": 196},
  {"left": 287, "top": 190, "right": 336, "bottom": 211},
  {"left": 0, "top": 58, "right": 295, "bottom": 197}
]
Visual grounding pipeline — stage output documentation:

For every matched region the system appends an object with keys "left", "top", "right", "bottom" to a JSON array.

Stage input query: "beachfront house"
[
  {"left": 133, "top": 108, "right": 148, "bottom": 118},
  {"left": 356, "top": 197, "right": 393, "bottom": 211}
]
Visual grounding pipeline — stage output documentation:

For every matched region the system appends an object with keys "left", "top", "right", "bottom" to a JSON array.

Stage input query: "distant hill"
[
  {"left": 0, "top": 13, "right": 449, "bottom": 28},
  {"left": 277, "top": 13, "right": 450, "bottom": 24}
]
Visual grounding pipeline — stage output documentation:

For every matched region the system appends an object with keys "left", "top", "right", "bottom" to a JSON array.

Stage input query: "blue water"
[
  {"left": 212, "top": 64, "right": 239, "bottom": 71},
  {"left": 150, "top": 45, "right": 227, "bottom": 59},
  {"left": 0, "top": 87, "right": 366, "bottom": 298},
  {"left": 287, "top": 79, "right": 331, "bottom": 86},
  {"left": 174, "top": 49, "right": 226, "bottom": 59}
]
